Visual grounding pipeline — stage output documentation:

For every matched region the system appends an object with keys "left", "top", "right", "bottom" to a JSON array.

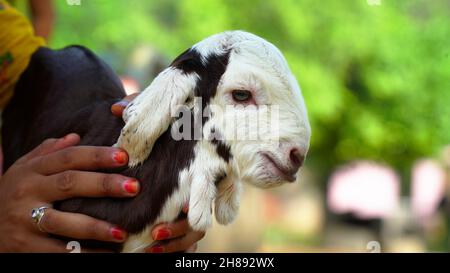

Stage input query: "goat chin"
[{"left": 2, "top": 30, "right": 310, "bottom": 253}]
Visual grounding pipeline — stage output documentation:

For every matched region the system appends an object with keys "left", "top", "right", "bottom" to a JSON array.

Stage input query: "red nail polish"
[
  {"left": 155, "top": 229, "right": 171, "bottom": 240},
  {"left": 111, "top": 101, "right": 129, "bottom": 115},
  {"left": 111, "top": 227, "right": 125, "bottom": 241},
  {"left": 148, "top": 246, "right": 164, "bottom": 253},
  {"left": 113, "top": 151, "right": 128, "bottom": 165},
  {"left": 111, "top": 104, "right": 122, "bottom": 114},
  {"left": 123, "top": 179, "right": 139, "bottom": 194}
]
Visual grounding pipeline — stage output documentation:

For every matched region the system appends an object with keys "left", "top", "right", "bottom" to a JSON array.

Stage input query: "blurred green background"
[{"left": 15, "top": 0, "right": 450, "bottom": 252}]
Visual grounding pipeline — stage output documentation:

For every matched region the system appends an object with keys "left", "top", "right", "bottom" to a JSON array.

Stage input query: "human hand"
[
  {"left": 0, "top": 134, "right": 140, "bottom": 252},
  {"left": 146, "top": 205, "right": 205, "bottom": 253}
]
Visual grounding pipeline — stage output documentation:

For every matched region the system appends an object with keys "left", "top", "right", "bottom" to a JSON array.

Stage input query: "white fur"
[
  {"left": 116, "top": 68, "right": 199, "bottom": 167},
  {"left": 117, "top": 31, "right": 311, "bottom": 252},
  {"left": 122, "top": 142, "right": 230, "bottom": 252},
  {"left": 214, "top": 173, "right": 241, "bottom": 225}
]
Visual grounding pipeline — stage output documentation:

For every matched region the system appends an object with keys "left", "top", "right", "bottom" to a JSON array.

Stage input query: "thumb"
[{"left": 111, "top": 93, "right": 139, "bottom": 118}]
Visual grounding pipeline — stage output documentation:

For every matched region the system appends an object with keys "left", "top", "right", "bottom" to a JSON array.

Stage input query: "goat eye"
[{"left": 232, "top": 90, "right": 252, "bottom": 102}]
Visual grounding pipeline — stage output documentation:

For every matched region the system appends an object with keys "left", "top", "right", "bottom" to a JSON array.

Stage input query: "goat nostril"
[{"left": 289, "top": 148, "right": 305, "bottom": 168}]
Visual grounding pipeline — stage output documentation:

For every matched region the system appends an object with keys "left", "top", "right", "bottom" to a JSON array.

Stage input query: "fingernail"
[
  {"left": 146, "top": 244, "right": 164, "bottom": 253},
  {"left": 111, "top": 227, "right": 125, "bottom": 241},
  {"left": 123, "top": 179, "right": 139, "bottom": 194},
  {"left": 113, "top": 151, "right": 128, "bottom": 165},
  {"left": 155, "top": 228, "right": 171, "bottom": 240},
  {"left": 113, "top": 100, "right": 129, "bottom": 108},
  {"left": 60, "top": 133, "right": 76, "bottom": 142}
]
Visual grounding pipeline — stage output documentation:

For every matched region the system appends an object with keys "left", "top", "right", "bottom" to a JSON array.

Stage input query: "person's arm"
[
  {"left": 28, "top": 0, "right": 54, "bottom": 41},
  {"left": 0, "top": 0, "right": 46, "bottom": 108}
]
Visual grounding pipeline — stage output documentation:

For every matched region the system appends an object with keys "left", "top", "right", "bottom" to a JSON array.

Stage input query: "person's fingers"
[
  {"left": 145, "top": 230, "right": 205, "bottom": 253},
  {"left": 25, "top": 236, "right": 70, "bottom": 253},
  {"left": 36, "top": 208, "right": 128, "bottom": 243},
  {"left": 30, "top": 146, "right": 128, "bottom": 175},
  {"left": 186, "top": 243, "right": 198, "bottom": 253},
  {"left": 111, "top": 93, "right": 139, "bottom": 117},
  {"left": 111, "top": 101, "right": 129, "bottom": 117},
  {"left": 39, "top": 171, "right": 139, "bottom": 201},
  {"left": 151, "top": 219, "right": 191, "bottom": 241},
  {"left": 17, "top": 133, "right": 80, "bottom": 164}
]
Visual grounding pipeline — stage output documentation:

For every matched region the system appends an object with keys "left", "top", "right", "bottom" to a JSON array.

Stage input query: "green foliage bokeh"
[{"left": 51, "top": 0, "right": 450, "bottom": 188}]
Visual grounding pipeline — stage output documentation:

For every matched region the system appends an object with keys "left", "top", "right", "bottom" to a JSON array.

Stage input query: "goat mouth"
[{"left": 261, "top": 153, "right": 297, "bottom": 182}]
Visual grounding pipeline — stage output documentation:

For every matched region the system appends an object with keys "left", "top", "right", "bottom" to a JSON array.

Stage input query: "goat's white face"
[{"left": 196, "top": 31, "right": 311, "bottom": 188}]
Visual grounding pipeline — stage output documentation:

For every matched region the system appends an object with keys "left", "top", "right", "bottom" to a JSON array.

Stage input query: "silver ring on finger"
[{"left": 31, "top": 206, "right": 50, "bottom": 232}]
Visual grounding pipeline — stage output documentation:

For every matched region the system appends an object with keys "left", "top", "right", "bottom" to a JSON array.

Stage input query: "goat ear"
[{"left": 116, "top": 52, "right": 199, "bottom": 167}]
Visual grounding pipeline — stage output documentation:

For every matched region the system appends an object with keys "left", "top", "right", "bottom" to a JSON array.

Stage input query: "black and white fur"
[{"left": 1, "top": 31, "right": 311, "bottom": 252}]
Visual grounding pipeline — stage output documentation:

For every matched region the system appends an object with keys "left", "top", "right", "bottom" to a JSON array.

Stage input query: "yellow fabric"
[{"left": 0, "top": 0, "right": 45, "bottom": 108}]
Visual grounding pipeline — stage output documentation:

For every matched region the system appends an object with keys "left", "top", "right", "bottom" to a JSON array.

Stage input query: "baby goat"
[{"left": 2, "top": 31, "right": 311, "bottom": 252}]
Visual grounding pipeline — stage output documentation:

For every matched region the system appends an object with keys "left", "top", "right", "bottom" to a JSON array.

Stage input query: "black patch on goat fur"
[
  {"left": 170, "top": 48, "right": 204, "bottom": 73},
  {"left": 209, "top": 127, "right": 232, "bottom": 162},
  {"left": 2, "top": 45, "right": 230, "bottom": 251},
  {"left": 213, "top": 171, "right": 227, "bottom": 186},
  {"left": 171, "top": 48, "right": 230, "bottom": 122},
  {"left": 211, "top": 138, "right": 232, "bottom": 163}
]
